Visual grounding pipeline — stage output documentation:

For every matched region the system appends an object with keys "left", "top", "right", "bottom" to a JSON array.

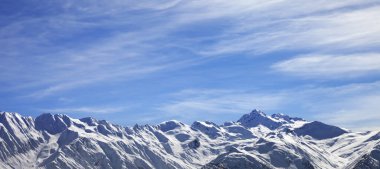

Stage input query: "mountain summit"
[
  {"left": 0, "top": 110, "right": 379, "bottom": 169},
  {"left": 239, "top": 109, "right": 281, "bottom": 129},
  {"left": 237, "top": 109, "right": 305, "bottom": 129}
]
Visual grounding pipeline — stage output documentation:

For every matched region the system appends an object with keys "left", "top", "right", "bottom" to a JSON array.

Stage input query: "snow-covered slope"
[{"left": 0, "top": 110, "right": 379, "bottom": 169}]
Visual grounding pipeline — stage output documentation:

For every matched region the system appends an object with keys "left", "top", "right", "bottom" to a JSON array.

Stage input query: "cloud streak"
[
  {"left": 2, "top": 0, "right": 380, "bottom": 98},
  {"left": 196, "top": 1, "right": 380, "bottom": 55},
  {"left": 272, "top": 53, "right": 380, "bottom": 78},
  {"left": 42, "top": 106, "right": 126, "bottom": 114},
  {"left": 159, "top": 89, "right": 286, "bottom": 115}
]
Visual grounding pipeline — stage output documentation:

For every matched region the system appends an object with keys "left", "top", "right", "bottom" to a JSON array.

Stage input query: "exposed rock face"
[
  {"left": 57, "top": 129, "right": 79, "bottom": 146},
  {"left": 158, "top": 120, "right": 184, "bottom": 132},
  {"left": 0, "top": 110, "right": 379, "bottom": 169},
  {"left": 35, "top": 114, "right": 72, "bottom": 134},
  {"left": 79, "top": 117, "right": 98, "bottom": 126},
  {"left": 188, "top": 138, "right": 200, "bottom": 149},
  {"left": 191, "top": 121, "right": 222, "bottom": 139},
  {"left": 202, "top": 151, "right": 272, "bottom": 169},
  {"left": 0, "top": 112, "right": 42, "bottom": 162},
  {"left": 271, "top": 113, "right": 304, "bottom": 123},
  {"left": 348, "top": 144, "right": 380, "bottom": 169},
  {"left": 293, "top": 121, "right": 348, "bottom": 140},
  {"left": 238, "top": 109, "right": 282, "bottom": 129}
]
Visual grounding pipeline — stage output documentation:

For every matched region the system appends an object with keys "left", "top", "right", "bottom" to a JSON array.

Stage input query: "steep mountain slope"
[
  {"left": 0, "top": 110, "right": 379, "bottom": 169},
  {"left": 293, "top": 121, "right": 348, "bottom": 140},
  {"left": 347, "top": 143, "right": 380, "bottom": 169}
]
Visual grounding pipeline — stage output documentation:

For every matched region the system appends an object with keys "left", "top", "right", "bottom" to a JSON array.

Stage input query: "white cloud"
[
  {"left": 289, "top": 82, "right": 380, "bottom": 131},
  {"left": 272, "top": 53, "right": 380, "bottom": 78},
  {"left": 313, "top": 94, "right": 380, "bottom": 131},
  {"left": 201, "top": 4, "right": 380, "bottom": 55},
  {"left": 42, "top": 106, "right": 126, "bottom": 114},
  {"left": 1, "top": 0, "right": 380, "bottom": 98},
  {"left": 158, "top": 89, "right": 289, "bottom": 118}
]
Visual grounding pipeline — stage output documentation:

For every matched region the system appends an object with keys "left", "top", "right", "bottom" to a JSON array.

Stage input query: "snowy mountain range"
[{"left": 0, "top": 109, "right": 379, "bottom": 169}]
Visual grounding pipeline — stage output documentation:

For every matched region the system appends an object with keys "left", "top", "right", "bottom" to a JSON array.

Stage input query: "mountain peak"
[
  {"left": 35, "top": 113, "right": 73, "bottom": 134},
  {"left": 79, "top": 117, "right": 98, "bottom": 126},
  {"left": 271, "top": 113, "right": 304, "bottom": 123},
  {"left": 237, "top": 109, "right": 281, "bottom": 129},
  {"left": 250, "top": 109, "right": 266, "bottom": 116},
  {"left": 0, "top": 111, "right": 20, "bottom": 120},
  {"left": 191, "top": 121, "right": 222, "bottom": 139},
  {"left": 158, "top": 120, "right": 184, "bottom": 132},
  {"left": 293, "top": 121, "right": 348, "bottom": 139},
  {"left": 237, "top": 109, "right": 308, "bottom": 130}
]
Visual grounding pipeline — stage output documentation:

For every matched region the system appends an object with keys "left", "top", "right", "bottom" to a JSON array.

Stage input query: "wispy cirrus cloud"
[
  {"left": 2, "top": 0, "right": 380, "bottom": 99},
  {"left": 41, "top": 106, "right": 126, "bottom": 114},
  {"left": 195, "top": 1, "right": 380, "bottom": 55},
  {"left": 159, "top": 89, "right": 286, "bottom": 115},
  {"left": 317, "top": 95, "right": 380, "bottom": 131},
  {"left": 272, "top": 53, "right": 380, "bottom": 78},
  {"left": 0, "top": 0, "right": 191, "bottom": 98}
]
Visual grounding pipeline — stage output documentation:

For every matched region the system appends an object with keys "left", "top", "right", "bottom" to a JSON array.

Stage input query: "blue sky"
[{"left": 1, "top": 0, "right": 380, "bottom": 131}]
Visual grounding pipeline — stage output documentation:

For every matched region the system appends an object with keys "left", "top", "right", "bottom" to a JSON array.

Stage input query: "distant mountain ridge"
[{"left": 0, "top": 110, "right": 379, "bottom": 169}]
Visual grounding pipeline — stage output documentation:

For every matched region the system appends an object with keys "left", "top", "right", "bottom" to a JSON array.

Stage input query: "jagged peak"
[
  {"left": 237, "top": 109, "right": 281, "bottom": 129},
  {"left": 132, "top": 123, "right": 155, "bottom": 131},
  {"left": 237, "top": 109, "right": 270, "bottom": 122},
  {"left": 36, "top": 113, "right": 72, "bottom": 121},
  {"left": 192, "top": 120, "right": 218, "bottom": 127},
  {"left": 250, "top": 109, "right": 267, "bottom": 116},
  {"left": 160, "top": 119, "right": 183, "bottom": 125},
  {"left": 79, "top": 117, "right": 98, "bottom": 126},
  {"left": 270, "top": 113, "right": 305, "bottom": 123},
  {"left": 191, "top": 121, "right": 222, "bottom": 139},
  {"left": 191, "top": 121, "right": 221, "bottom": 131},
  {"left": 0, "top": 112, "right": 34, "bottom": 129},
  {"left": 35, "top": 113, "right": 73, "bottom": 134},
  {"left": 271, "top": 113, "right": 287, "bottom": 118},
  {"left": 0, "top": 111, "right": 22, "bottom": 119},
  {"left": 252, "top": 109, "right": 265, "bottom": 114},
  {"left": 237, "top": 109, "right": 306, "bottom": 129},
  {"left": 223, "top": 121, "right": 236, "bottom": 126},
  {"left": 293, "top": 121, "right": 348, "bottom": 140},
  {"left": 158, "top": 120, "right": 185, "bottom": 132}
]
